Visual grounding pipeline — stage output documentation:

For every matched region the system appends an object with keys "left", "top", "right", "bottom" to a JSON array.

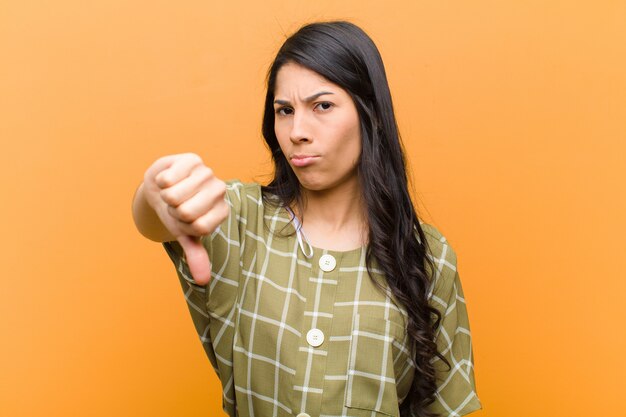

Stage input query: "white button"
[
  {"left": 306, "top": 328, "right": 325, "bottom": 347},
  {"left": 319, "top": 254, "right": 336, "bottom": 272},
  {"left": 297, "top": 413, "right": 310, "bottom": 417}
]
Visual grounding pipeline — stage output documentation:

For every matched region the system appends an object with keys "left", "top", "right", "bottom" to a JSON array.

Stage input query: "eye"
[
  {"left": 315, "top": 102, "right": 333, "bottom": 112},
  {"left": 275, "top": 106, "right": 294, "bottom": 116}
]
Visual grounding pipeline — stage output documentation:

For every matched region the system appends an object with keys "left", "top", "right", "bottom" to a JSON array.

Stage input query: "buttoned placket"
[
  {"left": 293, "top": 248, "right": 340, "bottom": 417},
  {"left": 285, "top": 207, "right": 342, "bottom": 417}
]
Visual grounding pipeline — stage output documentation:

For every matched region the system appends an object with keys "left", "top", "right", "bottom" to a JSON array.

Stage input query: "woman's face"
[{"left": 273, "top": 62, "right": 362, "bottom": 193}]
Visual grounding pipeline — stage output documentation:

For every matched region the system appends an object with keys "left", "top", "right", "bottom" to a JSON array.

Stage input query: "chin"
[
  {"left": 293, "top": 169, "right": 357, "bottom": 193},
  {"left": 294, "top": 174, "right": 328, "bottom": 192},
  {"left": 298, "top": 181, "right": 327, "bottom": 192}
]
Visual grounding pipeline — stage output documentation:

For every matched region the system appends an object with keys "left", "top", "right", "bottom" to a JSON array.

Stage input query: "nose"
[{"left": 289, "top": 111, "right": 311, "bottom": 144}]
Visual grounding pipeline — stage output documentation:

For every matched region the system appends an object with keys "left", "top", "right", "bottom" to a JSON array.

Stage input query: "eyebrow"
[{"left": 273, "top": 91, "right": 334, "bottom": 106}]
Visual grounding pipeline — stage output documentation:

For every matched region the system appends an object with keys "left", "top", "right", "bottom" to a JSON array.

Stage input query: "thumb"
[{"left": 177, "top": 235, "right": 212, "bottom": 285}]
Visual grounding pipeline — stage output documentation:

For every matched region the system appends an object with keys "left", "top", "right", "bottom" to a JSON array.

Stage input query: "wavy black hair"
[{"left": 259, "top": 20, "right": 451, "bottom": 417}]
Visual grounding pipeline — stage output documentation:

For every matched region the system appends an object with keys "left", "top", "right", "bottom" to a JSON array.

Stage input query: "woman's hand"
[{"left": 143, "top": 152, "right": 229, "bottom": 285}]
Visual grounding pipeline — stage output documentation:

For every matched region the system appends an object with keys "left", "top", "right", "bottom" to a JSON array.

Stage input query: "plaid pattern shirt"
[{"left": 162, "top": 180, "right": 482, "bottom": 417}]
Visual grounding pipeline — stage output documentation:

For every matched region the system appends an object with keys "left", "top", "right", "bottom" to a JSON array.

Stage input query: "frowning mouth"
[{"left": 290, "top": 155, "right": 319, "bottom": 167}]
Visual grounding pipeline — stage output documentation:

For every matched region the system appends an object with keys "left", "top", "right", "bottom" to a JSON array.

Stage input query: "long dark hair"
[{"left": 260, "top": 20, "right": 451, "bottom": 417}]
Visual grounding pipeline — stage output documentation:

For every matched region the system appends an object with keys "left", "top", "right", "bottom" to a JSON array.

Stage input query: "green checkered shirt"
[{"left": 163, "top": 180, "right": 482, "bottom": 417}]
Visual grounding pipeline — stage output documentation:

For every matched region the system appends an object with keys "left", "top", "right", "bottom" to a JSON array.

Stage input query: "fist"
[{"left": 143, "top": 152, "right": 229, "bottom": 285}]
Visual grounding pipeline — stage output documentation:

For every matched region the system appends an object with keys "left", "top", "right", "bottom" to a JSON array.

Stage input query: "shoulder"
[
  {"left": 222, "top": 179, "right": 265, "bottom": 213},
  {"left": 419, "top": 221, "right": 458, "bottom": 270},
  {"left": 418, "top": 221, "right": 459, "bottom": 302},
  {"left": 223, "top": 179, "right": 261, "bottom": 201},
  {"left": 220, "top": 179, "right": 286, "bottom": 234}
]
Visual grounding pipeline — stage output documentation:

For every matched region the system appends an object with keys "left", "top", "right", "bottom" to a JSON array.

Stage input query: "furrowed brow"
[{"left": 273, "top": 91, "right": 334, "bottom": 106}]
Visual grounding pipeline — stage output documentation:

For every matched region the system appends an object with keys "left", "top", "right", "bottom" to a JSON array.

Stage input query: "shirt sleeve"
[
  {"left": 426, "top": 254, "right": 483, "bottom": 416},
  {"left": 161, "top": 179, "right": 247, "bottom": 371}
]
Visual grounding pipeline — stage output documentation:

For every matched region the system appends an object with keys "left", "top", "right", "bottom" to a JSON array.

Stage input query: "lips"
[{"left": 290, "top": 154, "right": 319, "bottom": 167}]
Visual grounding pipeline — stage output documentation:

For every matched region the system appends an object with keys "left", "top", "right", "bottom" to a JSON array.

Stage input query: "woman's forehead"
[{"left": 274, "top": 62, "right": 343, "bottom": 98}]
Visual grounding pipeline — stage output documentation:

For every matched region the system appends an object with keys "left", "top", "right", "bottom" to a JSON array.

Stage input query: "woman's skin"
[
  {"left": 131, "top": 62, "right": 368, "bottom": 284},
  {"left": 273, "top": 62, "right": 368, "bottom": 251}
]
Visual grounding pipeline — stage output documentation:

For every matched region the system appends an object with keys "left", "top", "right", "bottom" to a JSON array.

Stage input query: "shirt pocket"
[{"left": 344, "top": 314, "right": 405, "bottom": 417}]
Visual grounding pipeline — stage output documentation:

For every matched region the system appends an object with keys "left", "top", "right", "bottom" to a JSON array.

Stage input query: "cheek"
[
  {"left": 335, "top": 119, "right": 361, "bottom": 161},
  {"left": 274, "top": 123, "right": 289, "bottom": 149}
]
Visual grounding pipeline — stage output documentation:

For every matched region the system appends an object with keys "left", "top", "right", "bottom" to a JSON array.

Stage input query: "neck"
[{"left": 294, "top": 175, "right": 368, "bottom": 236}]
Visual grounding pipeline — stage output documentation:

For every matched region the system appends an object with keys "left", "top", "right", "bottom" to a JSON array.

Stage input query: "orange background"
[{"left": 1, "top": 1, "right": 625, "bottom": 416}]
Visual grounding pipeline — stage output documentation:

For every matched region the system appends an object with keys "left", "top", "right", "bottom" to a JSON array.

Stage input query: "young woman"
[{"left": 132, "top": 20, "right": 481, "bottom": 417}]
